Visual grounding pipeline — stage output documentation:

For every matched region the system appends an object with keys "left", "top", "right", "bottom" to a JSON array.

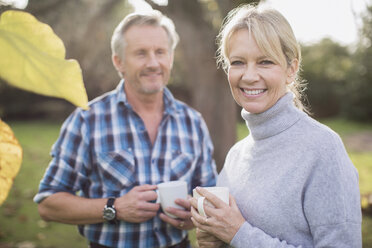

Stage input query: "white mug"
[
  {"left": 157, "top": 180, "right": 188, "bottom": 218},
  {"left": 193, "top": 186, "right": 229, "bottom": 217}
]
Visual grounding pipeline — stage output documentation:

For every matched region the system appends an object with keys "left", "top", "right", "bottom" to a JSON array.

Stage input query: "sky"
[
  {"left": 0, "top": 0, "right": 28, "bottom": 9},
  {"left": 130, "top": 0, "right": 369, "bottom": 46},
  {"left": 260, "top": 0, "right": 369, "bottom": 45}
]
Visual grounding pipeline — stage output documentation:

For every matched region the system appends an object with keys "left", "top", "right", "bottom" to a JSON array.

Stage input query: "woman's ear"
[{"left": 286, "top": 59, "right": 299, "bottom": 84}]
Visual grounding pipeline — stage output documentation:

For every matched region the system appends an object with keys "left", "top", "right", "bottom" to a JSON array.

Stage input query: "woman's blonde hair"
[{"left": 216, "top": 4, "right": 308, "bottom": 112}]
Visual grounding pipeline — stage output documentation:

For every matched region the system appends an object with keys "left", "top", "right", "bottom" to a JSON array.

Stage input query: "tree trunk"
[{"left": 149, "top": 0, "right": 241, "bottom": 171}]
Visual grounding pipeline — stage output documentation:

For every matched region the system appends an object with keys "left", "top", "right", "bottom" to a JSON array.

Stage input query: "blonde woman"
[{"left": 190, "top": 4, "right": 361, "bottom": 248}]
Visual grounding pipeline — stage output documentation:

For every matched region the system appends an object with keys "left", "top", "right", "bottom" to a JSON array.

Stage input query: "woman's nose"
[{"left": 242, "top": 65, "right": 259, "bottom": 83}]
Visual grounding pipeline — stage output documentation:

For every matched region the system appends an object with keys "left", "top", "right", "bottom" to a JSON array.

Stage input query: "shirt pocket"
[
  {"left": 96, "top": 149, "right": 136, "bottom": 196},
  {"left": 169, "top": 151, "right": 195, "bottom": 183}
]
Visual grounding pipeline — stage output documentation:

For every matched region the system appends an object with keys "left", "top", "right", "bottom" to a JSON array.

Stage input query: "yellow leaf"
[
  {"left": 0, "top": 119, "right": 23, "bottom": 205},
  {"left": 0, "top": 10, "right": 89, "bottom": 110}
]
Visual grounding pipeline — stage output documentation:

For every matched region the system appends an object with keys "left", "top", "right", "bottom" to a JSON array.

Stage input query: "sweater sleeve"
[
  {"left": 302, "top": 133, "right": 362, "bottom": 247},
  {"left": 231, "top": 222, "right": 302, "bottom": 248}
]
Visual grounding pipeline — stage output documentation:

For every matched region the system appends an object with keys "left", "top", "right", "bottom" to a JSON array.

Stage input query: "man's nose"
[{"left": 146, "top": 53, "right": 160, "bottom": 68}]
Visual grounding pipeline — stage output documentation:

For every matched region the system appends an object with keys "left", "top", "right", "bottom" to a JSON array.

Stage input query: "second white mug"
[
  {"left": 157, "top": 180, "right": 188, "bottom": 218},
  {"left": 193, "top": 186, "right": 229, "bottom": 217}
]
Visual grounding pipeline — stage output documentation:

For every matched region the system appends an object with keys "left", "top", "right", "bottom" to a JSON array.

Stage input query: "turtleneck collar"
[{"left": 241, "top": 92, "right": 306, "bottom": 140}]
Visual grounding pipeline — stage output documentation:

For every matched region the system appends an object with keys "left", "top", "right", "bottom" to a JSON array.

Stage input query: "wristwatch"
[{"left": 103, "top": 197, "right": 117, "bottom": 223}]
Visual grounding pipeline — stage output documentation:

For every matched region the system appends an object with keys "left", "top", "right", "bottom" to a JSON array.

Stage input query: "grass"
[
  {"left": 0, "top": 121, "right": 87, "bottom": 247},
  {"left": 0, "top": 119, "right": 371, "bottom": 247},
  {"left": 320, "top": 118, "right": 372, "bottom": 136}
]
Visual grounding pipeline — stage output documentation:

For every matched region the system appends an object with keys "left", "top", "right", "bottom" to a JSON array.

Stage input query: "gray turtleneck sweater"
[{"left": 217, "top": 93, "right": 362, "bottom": 248}]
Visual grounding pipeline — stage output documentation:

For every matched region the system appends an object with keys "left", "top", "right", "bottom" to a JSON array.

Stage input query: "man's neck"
[
  {"left": 124, "top": 84, "right": 164, "bottom": 115},
  {"left": 124, "top": 84, "right": 164, "bottom": 145}
]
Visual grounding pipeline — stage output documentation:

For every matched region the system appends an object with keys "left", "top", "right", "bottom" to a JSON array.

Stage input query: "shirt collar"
[{"left": 115, "top": 79, "right": 179, "bottom": 115}]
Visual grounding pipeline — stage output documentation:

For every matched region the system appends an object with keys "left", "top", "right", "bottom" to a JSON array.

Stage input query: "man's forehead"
[{"left": 124, "top": 25, "right": 171, "bottom": 49}]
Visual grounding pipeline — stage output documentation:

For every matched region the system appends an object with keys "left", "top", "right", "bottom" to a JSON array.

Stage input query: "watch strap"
[
  {"left": 107, "top": 197, "right": 115, "bottom": 208},
  {"left": 104, "top": 197, "right": 117, "bottom": 224}
]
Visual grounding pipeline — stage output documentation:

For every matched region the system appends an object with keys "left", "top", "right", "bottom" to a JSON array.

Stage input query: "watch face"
[{"left": 103, "top": 207, "right": 116, "bottom": 221}]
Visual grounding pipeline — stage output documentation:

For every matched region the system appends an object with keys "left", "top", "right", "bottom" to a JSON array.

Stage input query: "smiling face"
[
  {"left": 227, "top": 29, "right": 298, "bottom": 114},
  {"left": 113, "top": 25, "right": 173, "bottom": 97}
]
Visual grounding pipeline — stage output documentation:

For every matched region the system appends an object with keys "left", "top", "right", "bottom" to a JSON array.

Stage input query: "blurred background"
[{"left": 0, "top": 0, "right": 372, "bottom": 247}]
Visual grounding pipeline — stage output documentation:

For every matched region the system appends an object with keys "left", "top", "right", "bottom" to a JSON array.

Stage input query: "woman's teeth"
[{"left": 243, "top": 89, "right": 265, "bottom": 95}]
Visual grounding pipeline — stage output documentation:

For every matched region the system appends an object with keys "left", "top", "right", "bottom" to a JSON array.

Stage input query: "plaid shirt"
[{"left": 34, "top": 80, "right": 217, "bottom": 248}]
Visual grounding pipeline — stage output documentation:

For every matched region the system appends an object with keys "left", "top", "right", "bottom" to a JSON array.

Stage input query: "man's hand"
[
  {"left": 115, "top": 184, "right": 160, "bottom": 223},
  {"left": 159, "top": 196, "right": 194, "bottom": 230}
]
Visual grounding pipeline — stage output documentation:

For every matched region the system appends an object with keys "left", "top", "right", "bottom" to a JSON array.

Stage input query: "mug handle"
[
  {"left": 156, "top": 189, "right": 161, "bottom": 203},
  {"left": 197, "top": 197, "right": 207, "bottom": 217}
]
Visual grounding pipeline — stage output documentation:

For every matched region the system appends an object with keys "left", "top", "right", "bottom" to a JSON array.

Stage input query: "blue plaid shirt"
[{"left": 34, "top": 80, "right": 217, "bottom": 248}]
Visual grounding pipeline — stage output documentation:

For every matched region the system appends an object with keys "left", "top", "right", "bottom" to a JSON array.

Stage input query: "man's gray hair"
[{"left": 111, "top": 9, "right": 179, "bottom": 61}]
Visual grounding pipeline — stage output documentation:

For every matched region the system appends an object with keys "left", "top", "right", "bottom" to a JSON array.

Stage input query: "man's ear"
[
  {"left": 169, "top": 51, "right": 175, "bottom": 70},
  {"left": 286, "top": 59, "right": 299, "bottom": 84},
  {"left": 112, "top": 55, "right": 124, "bottom": 75}
]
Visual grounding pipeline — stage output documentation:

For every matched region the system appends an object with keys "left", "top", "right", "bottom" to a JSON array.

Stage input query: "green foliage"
[
  {"left": 301, "top": 38, "right": 352, "bottom": 118},
  {"left": 308, "top": 2, "right": 372, "bottom": 121},
  {"left": 343, "top": 3, "right": 372, "bottom": 121},
  {"left": 299, "top": 2, "right": 372, "bottom": 121}
]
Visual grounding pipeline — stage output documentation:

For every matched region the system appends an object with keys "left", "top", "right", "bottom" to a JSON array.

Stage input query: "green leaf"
[{"left": 0, "top": 10, "right": 89, "bottom": 110}]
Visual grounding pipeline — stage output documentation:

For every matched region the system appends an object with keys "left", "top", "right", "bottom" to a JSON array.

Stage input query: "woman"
[{"left": 190, "top": 4, "right": 362, "bottom": 248}]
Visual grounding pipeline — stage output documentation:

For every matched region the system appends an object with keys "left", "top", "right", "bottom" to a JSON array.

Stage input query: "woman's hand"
[
  {"left": 189, "top": 187, "right": 245, "bottom": 244},
  {"left": 196, "top": 228, "right": 226, "bottom": 248}
]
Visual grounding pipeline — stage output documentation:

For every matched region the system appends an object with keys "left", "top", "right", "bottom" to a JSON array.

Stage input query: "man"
[{"left": 34, "top": 10, "right": 217, "bottom": 248}]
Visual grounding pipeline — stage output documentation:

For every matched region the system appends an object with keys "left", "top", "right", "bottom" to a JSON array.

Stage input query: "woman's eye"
[
  {"left": 230, "top": 60, "right": 243, "bottom": 66},
  {"left": 260, "top": 60, "right": 274, "bottom": 65}
]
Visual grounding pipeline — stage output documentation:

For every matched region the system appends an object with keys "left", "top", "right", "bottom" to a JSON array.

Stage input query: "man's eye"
[
  {"left": 156, "top": 49, "right": 166, "bottom": 55},
  {"left": 136, "top": 51, "right": 146, "bottom": 56}
]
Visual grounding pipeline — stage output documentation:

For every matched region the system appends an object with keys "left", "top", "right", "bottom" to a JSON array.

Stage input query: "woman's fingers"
[
  {"left": 195, "top": 187, "right": 229, "bottom": 209},
  {"left": 190, "top": 190, "right": 246, "bottom": 244},
  {"left": 190, "top": 206, "right": 211, "bottom": 232}
]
